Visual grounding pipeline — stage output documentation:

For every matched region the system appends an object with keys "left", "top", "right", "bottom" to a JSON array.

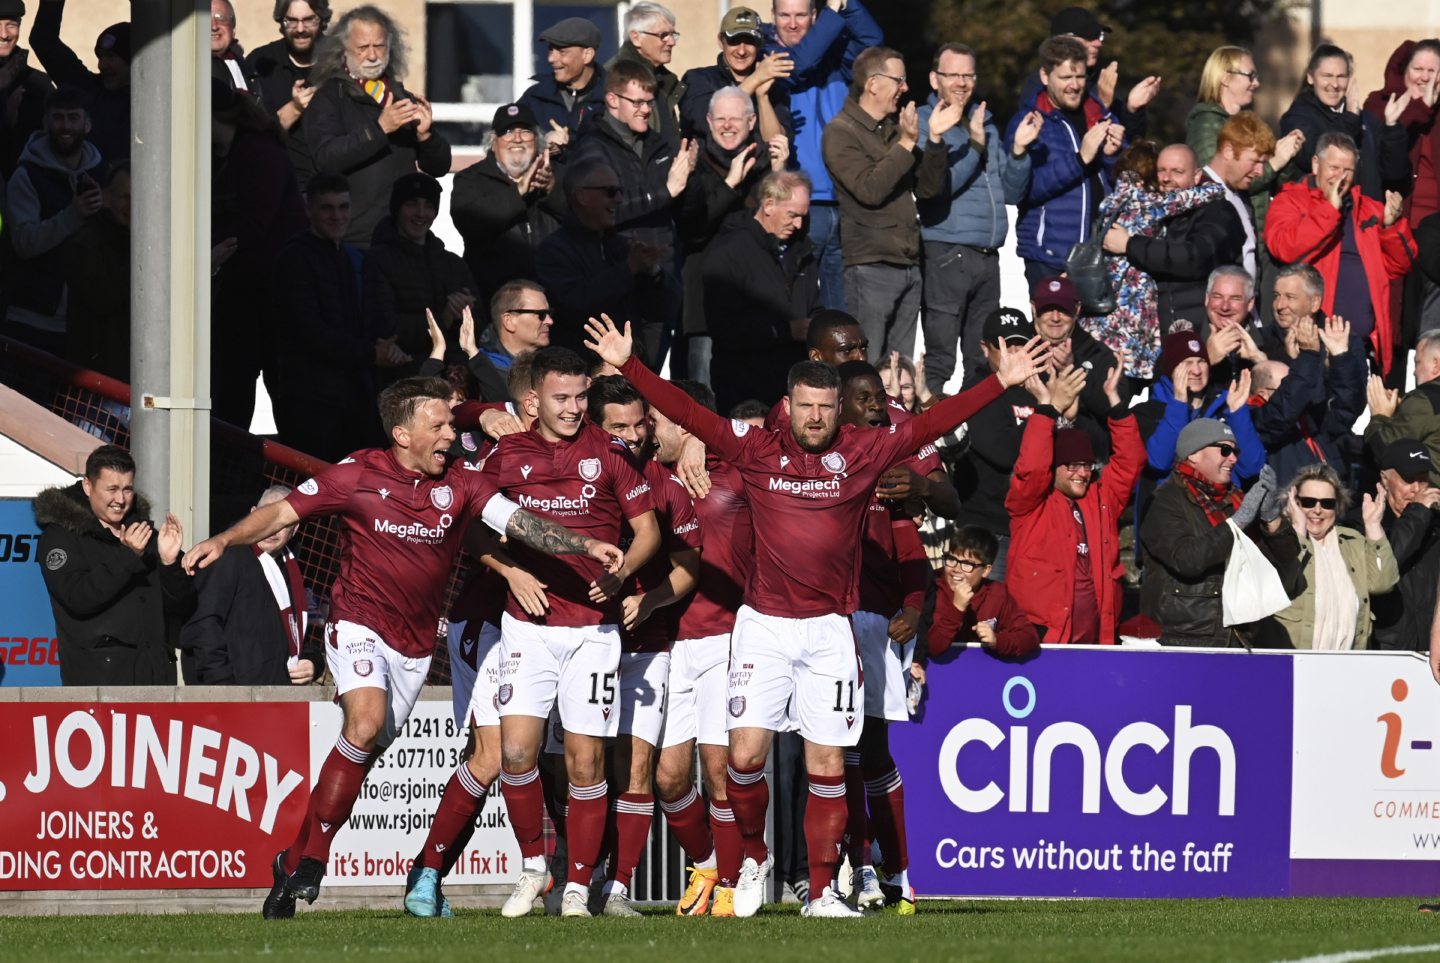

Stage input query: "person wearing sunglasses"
[
  {"left": 1139, "top": 418, "right": 1302, "bottom": 648},
  {"left": 1272, "top": 464, "right": 1396, "bottom": 650}
]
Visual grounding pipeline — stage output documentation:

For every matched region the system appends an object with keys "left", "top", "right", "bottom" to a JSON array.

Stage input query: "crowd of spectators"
[{"left": 18, "top": 0, "right": 1440, "bottom": 686}]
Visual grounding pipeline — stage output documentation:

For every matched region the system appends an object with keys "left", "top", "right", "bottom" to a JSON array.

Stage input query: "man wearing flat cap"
[
  {"left": 451, "top": 101, "right": 562, "bottom": 326},
  {"left": 518, "top": 17, "right": 607, "bottom": 146},
  {"left": 0, "top": 0, "right": 54, "bottom": 177},
  {"left": 678, "top": 6, "right": 789, "bottom": 143},
  {"left": 1372, "top": 439, "right": 1440, "bottom": 652},
  {"left": 1005, "top": 348, "right": 1143, "bottom": 644},
  {"left": 1139, "top": 419, "right": 1299, "bottom": 647}
]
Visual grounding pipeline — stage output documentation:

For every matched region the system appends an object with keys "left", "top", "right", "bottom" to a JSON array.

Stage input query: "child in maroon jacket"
[{"left": 926, "top": 526, "right": 1041, "bottom": 659}]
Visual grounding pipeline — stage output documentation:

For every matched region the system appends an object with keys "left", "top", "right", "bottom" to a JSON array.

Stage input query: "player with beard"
[
  {"left": 586, "top": 375, "right": 701, "bottom": 915},
  {"left": 649, "top": 380, "right": 754, "bottom": 916},
  {"left": 830, "top": 361, "right": 935, "bottom": 913},
  {"left": 584, "top": 314, "right": 1043, "bottom": 917},
  {"left": 485, "top": 347, "right": 662, "bottom": 919},
  {"left": 181, "top": 377, "right": 625, "bottom": 919},
  {"left": 246, "top": 0, "right": 330, "bottom": 186}
]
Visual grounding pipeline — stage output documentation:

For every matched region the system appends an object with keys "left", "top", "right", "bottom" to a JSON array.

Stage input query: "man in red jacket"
[
  {"left": 1265, "top": 131, "right": 1416, "bottom": 375},
  {"left": 1004, "top": 353, "right": 1144, "bottom": 643}
]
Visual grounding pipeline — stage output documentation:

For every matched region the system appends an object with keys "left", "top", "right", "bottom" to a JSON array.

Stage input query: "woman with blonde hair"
[{"left": 1275, "top": 464, "right": 1398, "bottom": 649}]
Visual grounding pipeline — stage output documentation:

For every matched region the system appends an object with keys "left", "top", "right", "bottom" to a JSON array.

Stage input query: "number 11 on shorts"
[{"left": 833, "top": 680, "right": 855, "bottom": 713}]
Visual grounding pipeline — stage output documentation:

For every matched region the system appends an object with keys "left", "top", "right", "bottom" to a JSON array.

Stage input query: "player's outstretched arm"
[
  {"left": 505, "top": 509, "right": 624, "bottom": 571},
  {"left": 182, "top": 499, "right": 300, "bottom": 574},
  {"left": 901, "top": 337, "right": 1049, "bottom": 458},
  {"left": 584, "top": 314, "right": 743, "bottom": 458}
]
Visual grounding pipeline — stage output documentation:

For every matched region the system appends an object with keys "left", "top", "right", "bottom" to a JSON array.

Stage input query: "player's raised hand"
[
  {"left": 583, "top": 313, "right": 634, "bottom": 368},
  {"left": 182, "top": 535, "right": 227, "bottom": 575},
  {"left": 479, "top": 406, "right": 525, "bottom": 438},
  {"left": 585, "top": 538, "right": 625, "bottom": 574},
  {"left": 677, "top": 435, "right": 711, "bottom": 498},
  {"left": 996, "top": 336, "right": 1048, "bottom": 387}
]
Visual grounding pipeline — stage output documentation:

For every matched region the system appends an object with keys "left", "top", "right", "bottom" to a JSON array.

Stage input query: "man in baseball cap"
[
  {"left": 1372, "top": 438, "right": 1440, "bottom": 652},
  {"left": 1027, "top": 275, "right": 1128, "bottom": 409},
  {"left": 981, "top": 307, "right": 1035, "bottom": 348},
  {"left": 678, "top": 5, "right": 788, "bottom": 140},
  {"left": 518, "top": 17, "right": 607, "bottom": 139}
]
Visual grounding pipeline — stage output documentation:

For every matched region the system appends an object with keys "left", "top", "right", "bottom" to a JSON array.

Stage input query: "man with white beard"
[
  {"left": 303, "top": 4, "right": 451, "bottom": 247},
  {"left": 451, "top": 103, "right": 563, "bottom": 327}
]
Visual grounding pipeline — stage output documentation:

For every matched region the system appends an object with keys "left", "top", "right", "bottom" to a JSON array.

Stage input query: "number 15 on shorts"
[{"left": 588, "top": 671, "right": 617, "bottom": 706}]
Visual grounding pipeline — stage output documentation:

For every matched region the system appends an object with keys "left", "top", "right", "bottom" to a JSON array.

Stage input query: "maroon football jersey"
[
  {"left": 620, "top": 357, "right": 1004, "bottom": 618},
  {"left": 621, "top": 458, "right": 702, "bottom": 653},
  {"left": 285, "top": 448, "right": 505, "bottom": 658},
  {"left": 483, "top": 423, "right": 656, "bottom": 627},
  {"left": 675, "top": 457, "right": 753, "bottom": 641}
]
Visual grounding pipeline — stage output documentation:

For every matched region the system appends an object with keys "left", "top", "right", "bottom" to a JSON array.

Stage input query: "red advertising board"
[{"left": 0, "top": 703, "right": 310, "bottom": 889}]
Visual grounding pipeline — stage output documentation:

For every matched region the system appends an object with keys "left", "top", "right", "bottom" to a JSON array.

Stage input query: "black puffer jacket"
[
  {"left": 33, "top": 484, "right": 195, "bottom": 685},
  {"left": 363, "top": 219, "right": 476, "bottom": 375},
  {"left": 1138, "top": 477, "right": 1301, "bottom": 648}
]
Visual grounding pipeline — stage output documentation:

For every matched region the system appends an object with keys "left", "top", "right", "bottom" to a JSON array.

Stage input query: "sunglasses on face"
[
  {"left": 1296, "top": 496, "right": 1337, "bottom": 510},
  {"left": 1212, "top": 444, "right": 1237, "bottom": 459}
]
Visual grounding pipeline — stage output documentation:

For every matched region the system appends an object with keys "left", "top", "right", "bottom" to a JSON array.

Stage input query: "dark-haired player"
[
  {"left": 584, "top": 314, "right": 1043, "bottom": 917},
  {"left": 182, "top": 376, "right": 625, "bottom": 919},
  {"left": 483, "top": 348, "right": 661, "bottom": 918}
]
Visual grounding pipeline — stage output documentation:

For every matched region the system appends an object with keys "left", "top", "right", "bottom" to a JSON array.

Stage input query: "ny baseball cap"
[
  {"left": 1175, "top": 419, "right": 1236, "bottom": 462},
  {"left": 1032, "top": 276, "right": 1080, "bottom": 312},
  {"left": 491, "top": 102, "right": 538, "bottom": 136},
  {"left": 982, "top": 307, "right": 1034, "bottom": 345},
  {"left": 539, "top": 17, "right": 601, "bottom": 49},
  {"left": 720, "top": 6, "right": 763, "bottom": 42},
  {"left": 1380, "top": 440, "right": 1432, "bottom": 482},
  {"left": 1050, "top": 6, "right": 1109, "bottom": 41}
]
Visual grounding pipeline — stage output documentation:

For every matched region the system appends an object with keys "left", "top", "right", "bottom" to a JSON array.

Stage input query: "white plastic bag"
[{"left": 1221, "top": 518, "right": 1291, "bottom": 626}]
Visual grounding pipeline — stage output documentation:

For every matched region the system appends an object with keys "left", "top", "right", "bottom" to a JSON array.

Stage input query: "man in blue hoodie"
[
  {"left": 765, "top": 0, "right": 882, "bottom": 310},
  {"left": 918, "top": 42, "right": 1042, "bottom": 394},
  {"left": 1007, "top": 36, "right": 1125, "bottom": 286}
]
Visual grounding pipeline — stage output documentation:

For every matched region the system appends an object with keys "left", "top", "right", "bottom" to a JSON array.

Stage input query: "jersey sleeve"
[
  {"left": 662, "top": 475, "right": 703, "bottom": 552},
  {"left": 620, "top": 355, "right": 764, "bottom": 462},
  {"left": 607, "top": 446, "right": 658, "bottom": 520},
  {"left": 456, "top": 460, "right": 517, "bottom": 533},
  {"left": 284, "top": 459, "right": 362, "bottom": 521}
]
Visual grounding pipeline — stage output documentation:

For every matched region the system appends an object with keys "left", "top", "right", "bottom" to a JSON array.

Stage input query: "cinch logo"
[
  {"left": 936, "top": 677, "right": 1236, "bottom": 817},
  {"left": 1378, "top": 677, "right": 1428, "bottom": 779}
]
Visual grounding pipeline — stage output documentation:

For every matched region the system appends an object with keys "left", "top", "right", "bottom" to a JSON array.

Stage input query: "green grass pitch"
[{"left": 2, "top": 899, "right": 1440, "bottom": 962}]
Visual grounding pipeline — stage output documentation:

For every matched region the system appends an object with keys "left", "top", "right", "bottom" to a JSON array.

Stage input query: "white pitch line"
[{"left": 1274, "top": 943, "right": 1440, "bottom": 963}]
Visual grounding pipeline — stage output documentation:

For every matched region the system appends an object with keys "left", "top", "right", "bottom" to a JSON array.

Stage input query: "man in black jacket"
[
  {"left": 451, "top": 102, "right": 562, "bottom": 325},
  {"left": 1372, "top": 442, "right": 1440, "bottom": 651},
  {"left": 703, "top": 169, "right": 817, "bottom": 412},
  {"left": 516, "top": 18, "right": 607, "bottom": 144},
  {"left": 247, "top": 0, "right": 331, "bottom": 189},
  {"left": 34, "top": 445, "right": 193, "bottom": 685},
  {"left": 28, "top": 3, "right": 128, "bottom": 164},
  {"left": 302, "top": 5, "right": 450, "bottom": 247},
  {"left": 274, "top": 172, "right": 382, "bottom": 461},
  {"left": 1102, "top": 144, "right": 1243, "bottom": 335},
  {"left": 0, "top": 0, "right": 54, "bottom": 178},
  {"left": 678, "top": 6, "right": 789, "bottom": 143},
  {"left": 184, "top": 486, "right": 321, "bottom": 686}
]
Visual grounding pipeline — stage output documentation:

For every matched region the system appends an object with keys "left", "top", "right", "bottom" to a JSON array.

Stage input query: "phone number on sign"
[{"left": 0, "top": 636, "right": 60, "bottom": 665}]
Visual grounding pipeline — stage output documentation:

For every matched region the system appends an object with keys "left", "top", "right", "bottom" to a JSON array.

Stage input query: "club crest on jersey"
[
  {"left": 354, "top": 659, "right": 373, "bottom": 677},
  {"left": 578, "top": 457, "right": 602, "bottom": 482},
  {"left": 298, "top": 478, "right": 319, "bottom": 496},
  {"left": 431, "top": 485, "right": 454, "bottom": 511},
  {"left": 461, "top": 432, "right": 477, "bottom": 452},
  {"left": 729, "top": 696, "right": 746, "bottom": 717},
  {"left": 731, "top": 418, "right": 751, "bottom": 436},
  {"left": 498, "top": 684, "right": 513, "bottom": 705},
  {"left": 821, "top": 451, "right": 847, "bottom": 474}
]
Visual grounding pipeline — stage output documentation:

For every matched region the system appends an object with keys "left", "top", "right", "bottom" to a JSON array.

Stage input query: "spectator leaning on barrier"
[
  {"left": 1265, "top": 131, "right": 1417, "bottom": 376},
  {"left": 1139, "top": 422, "right": 1299, "bottom": 648},
  {"left": 822, "top": 45, "right": 949, "bottom": 363},
  {"left": 34, "top": 444, "right": 194, "bottom": 686},
  {"left": 1005, "top": 355, "right": 1143, "bottom": 645},
  {"left": 1369, "top": 441, "right": 1440, "bottom": 652},
  {"left": 918, "top": 42, "right": 1040, "bottom": 393},
  {"left": 608, "top": 1, "right": 684, "bottom": 139},
  {"left": 303, "top": 4, "right": 450, "bottom": 248},
  {"left": 765, "top": 0, "right": 883, "bottom": 311},
  {"left": 679, "top": 6, "right": 790, "bottom": 144},
  {"left": 450, "top": 103, "right": 561, "bottom": 328},
  {"left": 1009, "top": 36, "right": 1125, "bottom": 285},
  {"left": 247, "top": 0, "right": 332, "bottom": 189},
  {"left": 517, "top": 18, "right": 607, "bottom": 146},
  {"left": 925, "top": 525, "right": 1039, "bottom": 660},
  {"left": 1273, "top": 464, "right": 1397, "bottom": 650},
  {"left": 0, "top": 0, "right": 55, "bottom": 179},
  {"left": 183, "top": 485, "right": 320, "bottom": 686},
  {"left": 702, "top": 169, "right": 816, "bottom": 413}
]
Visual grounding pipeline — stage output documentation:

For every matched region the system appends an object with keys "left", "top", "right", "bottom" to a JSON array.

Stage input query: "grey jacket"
[{"left": 916, "top": 96, "right": 1031, "bottom": 248}]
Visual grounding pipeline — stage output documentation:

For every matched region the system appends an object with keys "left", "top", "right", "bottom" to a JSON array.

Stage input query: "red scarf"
[
  {"left": 255, "top": 546, "right": 308, "bottom": 659},
  {"left": 1174, "top": 460, "right": 1243, "bottom": 528}
]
